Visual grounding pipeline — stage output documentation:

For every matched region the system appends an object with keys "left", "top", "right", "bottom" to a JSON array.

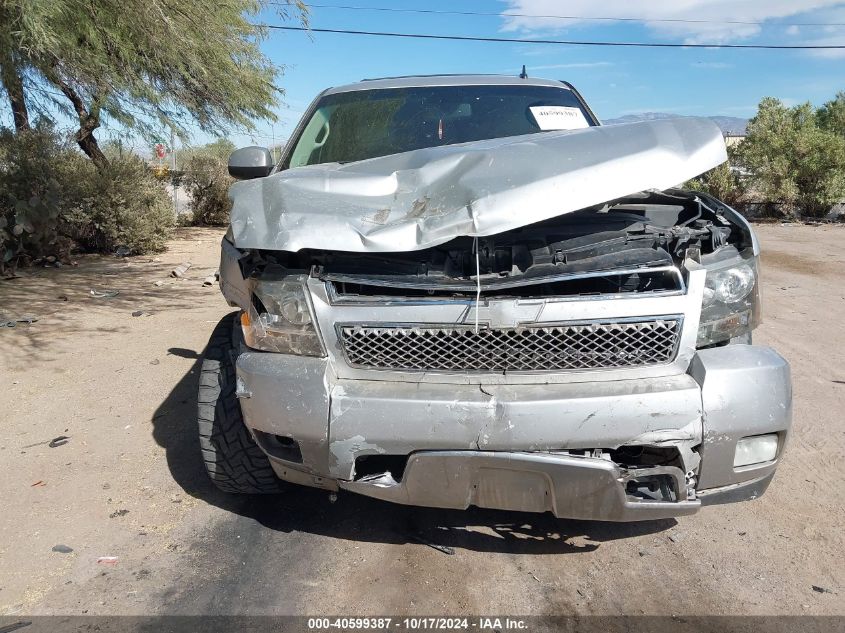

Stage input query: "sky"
[
  {"left": 225, "top": 0, "right": 845, "bottom": 148},
  {"left": 5, "top": 0, "right": 845, "bottom": 151}
]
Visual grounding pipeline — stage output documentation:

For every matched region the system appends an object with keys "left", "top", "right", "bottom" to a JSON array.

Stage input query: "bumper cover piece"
[
  {"left": 339, "top": 450, "right": 700, "bottom": 521},
  {"left": 697, "top": 471, "right": 775, "bottom": 506}
]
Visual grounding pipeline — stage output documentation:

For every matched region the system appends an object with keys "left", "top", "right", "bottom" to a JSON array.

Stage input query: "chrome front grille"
[{"left": 339, "top": 318, "right": 682, "bottom": 372}]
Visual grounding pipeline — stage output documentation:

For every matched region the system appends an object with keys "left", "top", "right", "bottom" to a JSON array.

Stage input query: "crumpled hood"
[{"left": 229, "top": 117, "right": 727, "bottom": 253}]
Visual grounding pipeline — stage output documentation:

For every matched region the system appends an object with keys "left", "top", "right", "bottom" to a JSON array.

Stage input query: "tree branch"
[{"left": 45, "top": 67, "right": 109, "bottom": 169}]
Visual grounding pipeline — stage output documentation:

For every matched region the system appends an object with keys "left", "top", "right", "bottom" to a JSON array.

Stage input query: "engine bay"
[{"left": 250, "top": 189, "right": 753, "bottom": 299}]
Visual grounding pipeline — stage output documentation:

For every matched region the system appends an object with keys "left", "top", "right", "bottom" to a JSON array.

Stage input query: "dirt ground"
[{"left": 0, "top": 224, "right": 843, "bottom": 616}]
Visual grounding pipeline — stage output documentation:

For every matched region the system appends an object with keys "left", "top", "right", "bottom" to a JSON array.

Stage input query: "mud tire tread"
[{"left": 197, "top": 312, "right": 281, "bottom": 494}]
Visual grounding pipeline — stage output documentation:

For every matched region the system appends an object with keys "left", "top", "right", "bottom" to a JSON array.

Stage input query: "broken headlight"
[
  {"left": 697, "top": 256, "right": 760, "bottom": 348},
  {"left": 241, "top": 275, "right": 326, "bottom": 356}
]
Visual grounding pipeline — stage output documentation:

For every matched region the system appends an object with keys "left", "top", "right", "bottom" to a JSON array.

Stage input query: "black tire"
[{"left": 198, "top": 312, "right": 281, "bottom": 493}]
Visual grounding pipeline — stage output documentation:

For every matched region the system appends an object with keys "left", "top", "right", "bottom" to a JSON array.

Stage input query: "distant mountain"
[
  {"left": 603, "top": 112, "right": 748, "bottom": 135},
  {"left": 708, "top": 116, "right": 749, "bottom": 135}
]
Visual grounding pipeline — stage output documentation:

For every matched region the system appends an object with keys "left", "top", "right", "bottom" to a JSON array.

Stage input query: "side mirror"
[{"left": 228, "top": 146, "right": 273, "bottom": 180}]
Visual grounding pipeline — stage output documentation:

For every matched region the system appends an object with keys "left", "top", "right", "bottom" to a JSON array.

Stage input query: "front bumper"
[
  {"left": 342, "top": 451, "right": 700, "bottom": 521},
  {"left": 235, "top": 344, "right": 791, "bottom": 521}
]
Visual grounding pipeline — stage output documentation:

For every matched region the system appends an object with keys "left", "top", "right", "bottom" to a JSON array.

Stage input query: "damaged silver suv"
[{"left": 199, "top": 75, "right": 791, "bottom": 521}]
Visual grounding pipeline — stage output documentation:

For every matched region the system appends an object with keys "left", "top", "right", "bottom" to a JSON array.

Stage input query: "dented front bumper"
[
  {"left": 235, "top": 343, "right": 791, "bottom": 521},
  {"left": 341, "top": 451, "right": 701, "bottom": 521}
]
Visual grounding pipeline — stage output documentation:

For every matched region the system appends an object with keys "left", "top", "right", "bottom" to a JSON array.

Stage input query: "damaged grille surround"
[{"left": 339, "top": 317, "right": 682, "bottom": 373}]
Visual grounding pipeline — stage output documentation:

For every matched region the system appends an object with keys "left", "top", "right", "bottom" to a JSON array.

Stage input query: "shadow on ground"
[
  {"left": 0, "top": 227, "right": 224, "bottom": 371},
  {"left": 152, "top": 351, "right": 675, "bottom": 556}
]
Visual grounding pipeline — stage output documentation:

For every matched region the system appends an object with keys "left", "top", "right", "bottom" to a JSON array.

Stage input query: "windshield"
[{"left": 285, "top": 84, "right": 596, "bottom": 168}]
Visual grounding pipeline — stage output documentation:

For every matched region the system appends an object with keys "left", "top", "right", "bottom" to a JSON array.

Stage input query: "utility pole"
[{"left": 170, "top": 128, "right": 178, "bottom": 218}]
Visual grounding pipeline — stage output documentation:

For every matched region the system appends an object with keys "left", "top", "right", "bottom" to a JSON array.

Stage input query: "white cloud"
[
  {"left": 801, "top": 11, "right": 845, "bottom": 57},
  {"left": 691, "top": 61, "right": 733, "bottom": 68},
  {"left": 500, "top": 1, "right": 845, "bottom": 45},
  {"left": 799, "top": 34, "right": 845, "bottom": 56},
  {"left": 801, "top": 6, "right": 845, "bottom": 55}
]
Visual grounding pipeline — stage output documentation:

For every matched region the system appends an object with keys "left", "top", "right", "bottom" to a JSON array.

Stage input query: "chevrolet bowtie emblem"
[{"left": 460, "top": 301, "right": 544, "bottom": 328}]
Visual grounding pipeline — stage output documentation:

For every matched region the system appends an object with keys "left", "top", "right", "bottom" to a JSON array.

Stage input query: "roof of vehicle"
[{"left": 323, "top": 74, "right": 573, "bottom": 96}]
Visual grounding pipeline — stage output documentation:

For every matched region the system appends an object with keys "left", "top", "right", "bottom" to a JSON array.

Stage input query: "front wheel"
[{"left": 197, "top": 312, "right": 281, "bottom": 493}]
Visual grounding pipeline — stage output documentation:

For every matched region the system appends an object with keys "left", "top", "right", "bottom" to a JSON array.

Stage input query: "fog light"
[{"left": 734, "top": 434, "right": 778, "bottom": 467}]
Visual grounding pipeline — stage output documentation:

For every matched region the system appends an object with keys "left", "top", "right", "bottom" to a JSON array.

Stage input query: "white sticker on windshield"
[{"left": 530, "top": 106, "right": 590, "bottom": 131}]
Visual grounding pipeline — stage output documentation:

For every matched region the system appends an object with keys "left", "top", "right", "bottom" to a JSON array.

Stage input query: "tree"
[
  {"left": 181, "top": 139, "right": 237, "bottom": 225},
  {"left": 735, "top": 96, "right": 845, "bottom": 217},
  {"left": 1, "top": 122, "right": 176, "bottom": 271},
  {"left": 177, "top": 138, "right": 237, "bottom": 166},
  {"left": 0, "top": 2, "right": 30, "bottom": 132},
  {"left": 684, "top": 146, "right": 746, "bottom": 209},
  {"left": 0, "top": 0, "right": 307, "bottom": 169},
  {"left": 818, "top": 91, "right": 845, "bottom": 138}
]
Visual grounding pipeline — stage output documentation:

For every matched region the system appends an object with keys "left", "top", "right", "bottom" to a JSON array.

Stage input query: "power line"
[
  {"left": 263, "top": 24, "right": 845, "bottom": 49},
  {"left": 294, "top": 2, "right": 845, "bottom": 28}
]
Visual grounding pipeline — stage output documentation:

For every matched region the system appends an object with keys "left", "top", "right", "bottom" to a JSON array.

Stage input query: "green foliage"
[
  {"left": 177, "top": 138, "right": 236, "bottom": 166},
  {"left": 182, "top": 143, "right": 235, "bottom": 226},
  {"left": 0, "top": 0, "right": 309, "bottom": 164},
  {"left": 64, "top": 155, "right": 175, "bottom": 253},
  {"left": 0, "top": 123, "right": 84, "bottom": 269},
  {"left": 0, "top": 124, "right": 174, "bottom": 271},
  {"left": 100, "top": 139, "right": 143, "bottom": 162},
  {"left": 818, "top": 91, "right": 845, "bottom": 138},
  {"left": 684, "top": 147, "right": 747, "bottom": 209},
  {"left": 735, "top": 97, "right": 845, "bottom": 217}
]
